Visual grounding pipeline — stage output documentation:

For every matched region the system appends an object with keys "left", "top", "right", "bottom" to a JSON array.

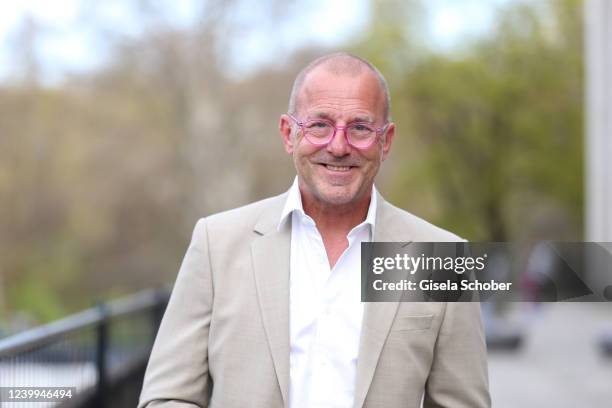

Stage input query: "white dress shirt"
[{"left": 278, "top": 178, "right": 377, "bottom": 408}]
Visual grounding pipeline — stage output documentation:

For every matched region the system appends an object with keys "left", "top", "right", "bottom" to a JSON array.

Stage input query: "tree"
[{"left": 356, "top": 0, "right": 583, "bottom": 241}]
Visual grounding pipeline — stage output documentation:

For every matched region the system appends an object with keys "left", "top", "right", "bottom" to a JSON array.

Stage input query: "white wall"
[{"left": 585, "top": 0, "right": 612, "bottom": 241}]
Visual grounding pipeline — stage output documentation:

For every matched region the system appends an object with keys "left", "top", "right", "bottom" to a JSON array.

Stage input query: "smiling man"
[{"left": 139, "top": 53, "right": 491, "bottom": 408}]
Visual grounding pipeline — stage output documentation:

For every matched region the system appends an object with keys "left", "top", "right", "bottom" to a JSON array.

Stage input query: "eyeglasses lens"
[{"left": 303, "top": 121, "right": 376, "bottom": 148}]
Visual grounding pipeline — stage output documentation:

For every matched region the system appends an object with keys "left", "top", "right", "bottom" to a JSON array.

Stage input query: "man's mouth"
[{"left": 324, "top": 164, "right": 353, "bottom": 172}]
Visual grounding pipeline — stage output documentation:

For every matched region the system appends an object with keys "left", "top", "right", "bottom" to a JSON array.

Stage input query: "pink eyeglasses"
[{"left": 288, "top": 113, "right": 389, "bottom": 150}]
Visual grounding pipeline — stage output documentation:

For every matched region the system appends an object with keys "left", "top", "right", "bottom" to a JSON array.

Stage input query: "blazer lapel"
[
  {"left": 353, "top": 192, "right": 412, "bottom": 408},
  {"left": 251, "top": 194, "right": 291, "bottom": 407}
]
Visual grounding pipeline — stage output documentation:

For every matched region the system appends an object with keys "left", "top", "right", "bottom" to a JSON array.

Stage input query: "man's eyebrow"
[
  {"left": 310, "top": 112, "right": 375, "bottom": 123},
  {"left": 311, "top": 112, "right": 334, "bottom": 121},
  {"left": 351, "top": 115, "right": 375, "bottom": 123}
]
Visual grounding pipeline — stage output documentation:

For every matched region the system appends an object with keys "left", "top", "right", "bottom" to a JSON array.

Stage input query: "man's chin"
[{"left": 316, "top": 186, "right": 360, "bottom": 206}]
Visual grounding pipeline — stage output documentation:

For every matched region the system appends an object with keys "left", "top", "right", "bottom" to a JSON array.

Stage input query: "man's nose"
[{"left": 326, "top": 127, "right": 351, "bottom": 156}]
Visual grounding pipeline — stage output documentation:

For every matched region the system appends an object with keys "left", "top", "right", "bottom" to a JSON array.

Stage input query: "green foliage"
[
  {"left": 357, "top": 0, "right": 584, "bottom": 240},
  {"left": 7, "top": 238, "right": 82, "bottom": 323},
  {"left": 10, "top": 278, "right": 66, "bottom": 323}
]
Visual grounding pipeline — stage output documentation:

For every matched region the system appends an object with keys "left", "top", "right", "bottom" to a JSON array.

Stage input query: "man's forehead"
[
  {"left": 301, "top": 65, "right": 379, "bottom": 92},
  {"left": 298, "top": 68, "right": 385, "bottom": 114}
]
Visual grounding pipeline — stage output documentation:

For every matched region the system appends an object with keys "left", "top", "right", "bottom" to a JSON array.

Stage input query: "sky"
[{"left": 0, "top": 0, "right": 512, "bottom": 84}]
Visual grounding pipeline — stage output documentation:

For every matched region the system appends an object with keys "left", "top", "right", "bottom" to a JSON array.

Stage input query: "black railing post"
[
  {"left": 151, "top": 289, "right": 168, "bottom": 342},
  {"left": 95, "top": 303, "right": 109, "bottom": 408}
]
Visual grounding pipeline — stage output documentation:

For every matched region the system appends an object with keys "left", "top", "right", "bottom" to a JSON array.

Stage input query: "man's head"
[{"left": 280, "top": 52, "right": 395, "bottom": 209}]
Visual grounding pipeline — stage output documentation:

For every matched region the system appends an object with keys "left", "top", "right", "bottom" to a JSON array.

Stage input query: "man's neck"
[
  {"left": 300, "top": 189, "right": 371, "bottom": 269},
  {"left": 300, "top": 189, "right": 372, "bottom": 238}
]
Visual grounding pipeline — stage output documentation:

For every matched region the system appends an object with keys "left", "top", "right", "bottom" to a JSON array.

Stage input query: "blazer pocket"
[{"left": 392, "top": 315, "right": 434, "bottom": 331}]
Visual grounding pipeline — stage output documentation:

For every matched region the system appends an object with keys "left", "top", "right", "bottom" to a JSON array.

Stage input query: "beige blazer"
[{"left": 138, "top": 191, "right": 490, "bottom": 408}]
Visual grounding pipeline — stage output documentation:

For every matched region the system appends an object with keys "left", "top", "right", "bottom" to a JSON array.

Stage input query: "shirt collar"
[{"left": 278, "top": 177, "right": 378, "bottom": 233}]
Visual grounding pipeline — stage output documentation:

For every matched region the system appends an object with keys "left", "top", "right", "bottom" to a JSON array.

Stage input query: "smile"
[{"left": 325, "top": 164, "right": 353, "bottom": 172}]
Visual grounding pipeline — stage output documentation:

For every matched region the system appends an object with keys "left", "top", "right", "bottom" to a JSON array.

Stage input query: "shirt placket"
[{"left": 305, "top": 220, "right": 336, "bottom": 406}]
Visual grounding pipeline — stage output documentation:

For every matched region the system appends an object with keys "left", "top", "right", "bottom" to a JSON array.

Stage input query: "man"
[{"left": 139, "top": 53, "right": 490, "bottom": 408}]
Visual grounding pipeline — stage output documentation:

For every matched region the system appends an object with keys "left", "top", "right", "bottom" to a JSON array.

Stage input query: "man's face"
[{"left": 280, "top": 68, "right": 395, "bottom": 208}]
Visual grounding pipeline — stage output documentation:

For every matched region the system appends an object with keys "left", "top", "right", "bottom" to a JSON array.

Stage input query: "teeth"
[{"left": 326, "top": 165, "right": 351, "bottom": 171}]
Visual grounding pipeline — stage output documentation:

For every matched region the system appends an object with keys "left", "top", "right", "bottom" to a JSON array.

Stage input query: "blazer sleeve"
[
  {"left": 138, "top": 218, "right": 213, "bottom": 408},
  {"left": 423, "top": 302, "right": 491, "bottom": 408}
]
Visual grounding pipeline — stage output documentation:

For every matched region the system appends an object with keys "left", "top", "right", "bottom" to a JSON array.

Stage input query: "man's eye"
[
  {"left": 308, "top": 121, "right": 331, "bottom": 129},
  {"left": 352, "top": 124, "right": 373, "bottom": 132}
]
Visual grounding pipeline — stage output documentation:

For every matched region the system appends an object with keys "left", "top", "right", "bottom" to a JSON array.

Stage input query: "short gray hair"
[{"left": 287, "top": 52, "right": 391, "bottom": 121}]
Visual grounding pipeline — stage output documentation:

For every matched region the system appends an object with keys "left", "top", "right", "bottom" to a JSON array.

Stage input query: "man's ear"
[
  {"left": 279, "top": 114, "right": 295, "bottom": 155},
  {"left": 381, "top": 122, "right": 395, "bottom": 161}
]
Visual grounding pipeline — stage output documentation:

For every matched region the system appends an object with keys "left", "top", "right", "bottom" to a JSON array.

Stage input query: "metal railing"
[{"left": 0, "top": 288, "right": 169, "bottom": 407}]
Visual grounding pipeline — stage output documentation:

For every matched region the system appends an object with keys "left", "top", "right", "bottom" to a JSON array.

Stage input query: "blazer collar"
[{"left": 253, "top": 192, "right": 289, "bottom": 236}]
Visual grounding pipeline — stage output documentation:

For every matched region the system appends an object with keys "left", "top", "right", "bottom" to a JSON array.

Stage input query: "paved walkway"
[{"left": 487, "top": 303, "right": 612, "bottom": 407}]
